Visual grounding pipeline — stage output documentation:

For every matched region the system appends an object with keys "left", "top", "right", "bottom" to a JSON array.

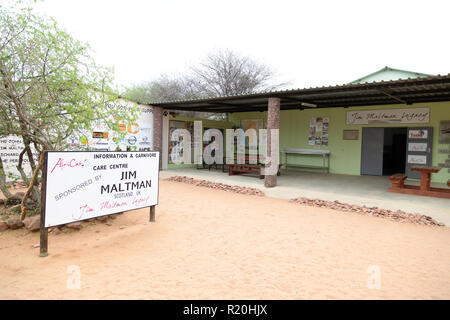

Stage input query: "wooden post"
[
  {"left": 39, "top": 151, "right": 48, "bottom": 257},
  {"left": 149, "top": 205, "right": 155, "bottom": 222},
  {"left": 152, "top": 106, "right": 164, "bottom": 170},
  {"left": 265, "top": 97, "right": 280, "bottom": 188}
]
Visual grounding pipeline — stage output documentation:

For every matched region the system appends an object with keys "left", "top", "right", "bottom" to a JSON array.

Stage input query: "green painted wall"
[{"left": 229, "top": 102, "right": 450, "bottom": 183}]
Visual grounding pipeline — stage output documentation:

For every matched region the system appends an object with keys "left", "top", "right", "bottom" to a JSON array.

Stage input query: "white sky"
[{"left": 35, "top": 0, "right": 450, "bottom": 91}]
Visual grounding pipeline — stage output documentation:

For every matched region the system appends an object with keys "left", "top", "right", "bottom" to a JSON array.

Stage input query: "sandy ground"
[{"left": 1, "top": 179, "right": 449, "bottom": 299}]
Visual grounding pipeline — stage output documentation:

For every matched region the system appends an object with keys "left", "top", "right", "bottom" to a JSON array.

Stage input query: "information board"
[{"left": 44, "top": 151, "right": 159, "bottom": 227}]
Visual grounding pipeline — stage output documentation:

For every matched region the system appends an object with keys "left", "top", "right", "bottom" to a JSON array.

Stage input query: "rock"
[
  {"left": 7, "top": 218, "right": 24, "bottom": 230},
  {"left": 108, "top": 214, "right": 117, "bottom": 219},
  {"left": 32, "top": 243, "right": 40, "bottom": 248},
  {"left": 87, "top": 218, "right": 96, "bottom": 222},
  {"left": 96, "top": 216, "right": 108, "bottom": 222},
  {"left": 23, "top": 215, "right": 40, "bottom": 232},
  {"left": 289, "top": 195, "right": 443, "bottom": 227},
  {"left": 0, "top": 221, "right": 8, "bottom": 232},
  {"left": 52, "top": 227, "right": 61, "bottom": 235},
  {"left": 167, "top": 176, "right": 264, "bottom": 196},
  {"left": 66, "top": 222, "right": 82, "bottom": 230}
]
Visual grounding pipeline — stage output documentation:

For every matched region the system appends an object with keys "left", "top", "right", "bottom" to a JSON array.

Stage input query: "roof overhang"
[{"left": 150, "top": 74, "right": 450, "bottom": 113}]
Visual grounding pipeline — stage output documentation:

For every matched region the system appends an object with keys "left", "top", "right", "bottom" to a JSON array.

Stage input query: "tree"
[
  {"left": 126, "top": 75, "right": 201, "bottom": 104},
  {"left": 126, "top": 75, "right": 216, "bottom": 119},
  {"left": 126, "top": 50, "right": 287, "bottom": 120},
  {"left": 0, "top": 2, "right": 136, "bottom": 218},
  {"left": 191, "top": 49, "right": 286, "bottom": 97}
]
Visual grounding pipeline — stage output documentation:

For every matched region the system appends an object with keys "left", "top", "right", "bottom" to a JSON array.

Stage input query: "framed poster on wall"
[{"left": 309, "top": 117, "right": 329, "bottom": 146}]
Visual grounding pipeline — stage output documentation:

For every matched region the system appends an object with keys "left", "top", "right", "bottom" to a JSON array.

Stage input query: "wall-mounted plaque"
[
  {"left": 440, "top": 121, "right": 450, "bottom": 144},
  {"left": 408, "top": 143, "right": 427, "bottom": 152},
  {"left": 407, "top": 154, "right": 427, "bottom": 164},
  {"left": 409, "top": 129, "right": 428, "bottom": 139},
  {"left": 343, "top": 129, "right": 359, "bottom": 140}
]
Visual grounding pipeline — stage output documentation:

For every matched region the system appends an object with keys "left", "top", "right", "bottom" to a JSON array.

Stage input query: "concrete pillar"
[
  {"left": 265, "top": 97, "right": 280, "bottom": 188},
  {"left": 152, "top": 106, "right": 163, "bottom": 170}
]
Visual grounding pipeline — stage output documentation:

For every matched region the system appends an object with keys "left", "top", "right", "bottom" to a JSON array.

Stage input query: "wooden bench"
[
  {"left": 389, "top": 173, "right": 408, "bottom": 189},
  {"left": 229, "top": 163, "right": 281, "bottom": 179},
  {"left": 388, "top": 172, "right": 450, "bottom": 199}
]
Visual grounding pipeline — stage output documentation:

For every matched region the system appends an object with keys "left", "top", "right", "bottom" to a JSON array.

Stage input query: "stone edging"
[{"left": 290, "top": 197, "right": 444, "bottom": 226}]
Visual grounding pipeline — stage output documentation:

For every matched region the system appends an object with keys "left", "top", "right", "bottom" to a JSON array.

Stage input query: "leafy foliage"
[
  {"left": 0, "top": 2, "right": 136, "bottom": 150},
  {"left": 0, "top": 1, "right": 137, "bottom": 214}
]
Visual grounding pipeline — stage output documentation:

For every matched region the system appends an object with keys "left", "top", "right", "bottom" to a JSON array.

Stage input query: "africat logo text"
[{"left": 50, "top": 158, "right": 89, "bottom": 174}]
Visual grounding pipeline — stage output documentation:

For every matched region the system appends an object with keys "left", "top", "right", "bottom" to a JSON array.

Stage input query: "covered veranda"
[{"left": 148, "top": 75, "right": 450, "bottom": 225}]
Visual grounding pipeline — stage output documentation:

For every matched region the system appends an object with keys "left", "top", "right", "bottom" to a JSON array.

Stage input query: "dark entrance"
[
  {"left": 361, "top": 127, "right": 407, "bottom": 176},
  {"left": 382, "top": 128, "right": 407, "bottom": 175}
]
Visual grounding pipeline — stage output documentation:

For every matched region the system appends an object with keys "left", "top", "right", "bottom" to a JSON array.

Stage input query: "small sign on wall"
[
  {"left": 407, "top": 154, "right": 427, "bottom": 164},
  {"left": 343, "top": 129, "right": 359, "bottom": 140},
  {"left": 408, "top": 129, "right": 428, "bottom": 139},
  {"left": 408, "top": 143, "right": 427, "bottom": 152}
]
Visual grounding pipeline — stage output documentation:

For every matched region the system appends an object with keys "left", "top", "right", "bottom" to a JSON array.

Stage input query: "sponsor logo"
[
  {"left": 138, "top": 135, "right": 151, "bottom": 145},
  {"left": 93, "top": 132, "right": 109, "bottom": 139},
  {"left": 128, "top": 136, "right": 137, "bottom": 145},
  {"left": 118, "top": 123, "right": 127, "bottom": 132},
  {"left": 80, "top": 136, "right": 88, "bottom": 145},
  {"left": 127, "top": 123, "right": 139, "bottom": 134}
]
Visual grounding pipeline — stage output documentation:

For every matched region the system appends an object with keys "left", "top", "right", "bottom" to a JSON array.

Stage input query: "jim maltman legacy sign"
[
  {"left": 346, "top": 107, "right": 430, "bottom": 125},
  {"left": 39, "top": 151, "right": 159, "bottom": 256}
]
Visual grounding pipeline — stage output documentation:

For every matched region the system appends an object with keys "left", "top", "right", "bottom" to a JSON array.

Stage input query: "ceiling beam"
[{"left": 378, "top": 89, "right": 409, "bottom": 104}]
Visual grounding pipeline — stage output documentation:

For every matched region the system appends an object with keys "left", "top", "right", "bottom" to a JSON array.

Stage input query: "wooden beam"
[{"left": 378, "top": 89, "right": 408, "bottom": 104}]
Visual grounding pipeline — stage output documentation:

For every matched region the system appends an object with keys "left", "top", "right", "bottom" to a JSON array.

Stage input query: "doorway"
[
  {"left": 382, "top": 128, "right": 407, "bottom": 175},
  {"left": 361, "top": 127, "right": 407, "bottom": 176}
]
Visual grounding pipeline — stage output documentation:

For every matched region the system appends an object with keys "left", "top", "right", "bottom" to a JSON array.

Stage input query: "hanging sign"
[{"left": 346, "top": 108, "right": 429, "bottom": 125}]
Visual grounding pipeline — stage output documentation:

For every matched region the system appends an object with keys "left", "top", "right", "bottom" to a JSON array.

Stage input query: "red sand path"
[{"left": 0, "top": 180, "right": 449, "bottom": 299}]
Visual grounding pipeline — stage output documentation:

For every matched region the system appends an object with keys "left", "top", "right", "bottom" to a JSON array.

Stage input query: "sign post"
[
  {"left": 39, "top": 151, "right": 48, "bottom": 257},
  {"left": 39, "top": 151, "right": 159, "bottom": 256},
  {"left": 150, "top": 205, "right": 155, "bottom": 222}
]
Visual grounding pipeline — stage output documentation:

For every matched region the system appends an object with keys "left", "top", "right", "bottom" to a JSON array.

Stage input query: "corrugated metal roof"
[
  {"left": 149, "top": 73, "right": 450, "bottom": 113},
  {"left": 349, "top": 66, "right": 434, "bottom": 84}
]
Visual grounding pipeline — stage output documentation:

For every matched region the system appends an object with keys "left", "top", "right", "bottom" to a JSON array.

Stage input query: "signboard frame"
[{"left": 39, "top": 150, "right": 160, "bottom": 257}]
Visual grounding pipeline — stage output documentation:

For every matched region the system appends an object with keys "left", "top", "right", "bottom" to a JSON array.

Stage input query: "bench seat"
[
  {"left": 389, "top": 173, "right": 407, "bottom": 189},
  {"left": 229, "top": 163, "right": 281, "bottom": 179}
]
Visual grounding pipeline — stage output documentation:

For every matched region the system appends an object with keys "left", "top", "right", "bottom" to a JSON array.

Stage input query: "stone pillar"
[
  {"left": 152, "top": 106, "right": 163, "bottom": 170},
  {"left": 265, "top": 97, "right": 280, "bottom": 188}
]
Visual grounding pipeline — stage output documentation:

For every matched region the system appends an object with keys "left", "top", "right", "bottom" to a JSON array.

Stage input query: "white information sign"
[
  {"left": 346, "top": 108, "right": 429, "bottom": 125},
  {"left": 407, "top": 154, "right": 427, "bottom": 164},
  {"left": 44, "top": 151, "right": 159, "bottom": 227},
  {"left": 408, "top": 143, "right": 427, "bottom": 152},
  {"left": 408, "top": 129, "right": 428, "bottom": 139}
]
